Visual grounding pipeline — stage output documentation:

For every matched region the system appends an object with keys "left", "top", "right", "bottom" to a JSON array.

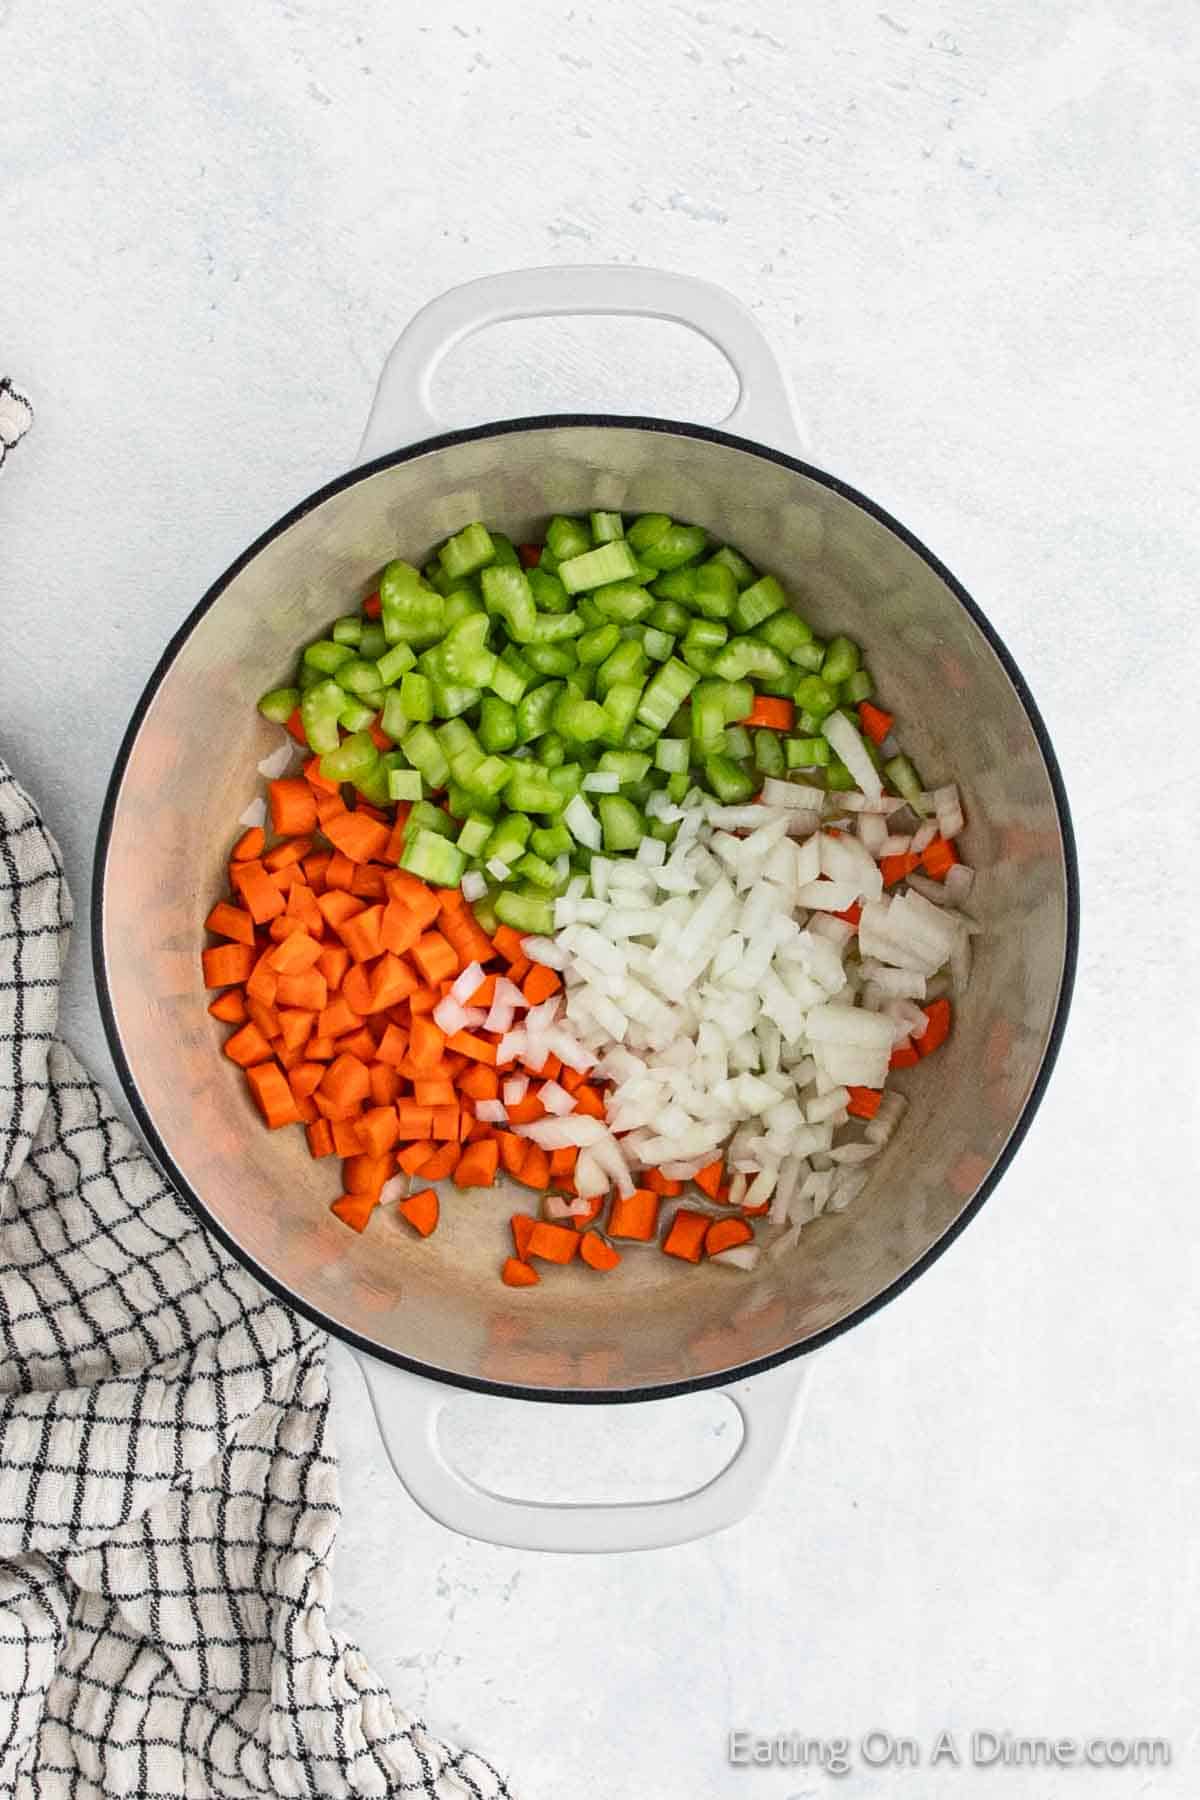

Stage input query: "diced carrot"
[
  {"left": 526, "top": 1220, "right": 579, "bottom": 1264},
  {"left": 379, "top": 899, "right": 421, "bottom": 956},
  {"left": 307, "top": 1033, "right": 336, "bottom": 1061},
  {"left": 263, "top": 835, "right": 313, "bottom": 872},
  {"left": 245, "top": 1061, "right": 299, "bottom": 1129},
  {"left": 445, "top": 1030, "right": 495, "bottom": 1066},
  {"left": 208, "top": 989, "right": 247, "bottom": 1024},
  {"left": 338, "top": 1027, "right": 379, "bottom": 1064},
  {"left": 362, "top": 590, "right": 381, "bottom": 618},
  {"left": 742, "top": 694, "right": 794, "bottom": 731},
  {"left": 663, "top": 1207, "right": 710, "bottom": 1262},
  {"left": 580, "top": 1232, "right": 621, "bottom": 1272},
  {"left": 502, "top": 1257, "right": 540, "bottom": 1287},
  {"left": 315, "top": 944, "right": 348, "bottom": 990},
  {"left": 317, "top": 995, "right": 362, "bottom": 1039},
  {"left": 330, "top": 1192, "right": 376, "bottom": 1233},
  {"left": 397, "top": 1141, "right": 434, "bottom": 1174},
  {"left": 407, "top": 983, "right": 441, "bottom": 1015},
  {"left": 833, "top": 901, "right": 862, "bottom": 926},
  {"left": 244, "top": 953, "right": 279, "bottom": 1006},
  {"left": 571, "top": 1194, "right": 602, "bottom": 1231},
  {"left": 266, "top": 931, "right": 323, "bottom": 976},
  {"left": 395, "top": 1102, "right": 434, "bottom": 1139},
  {"left": 338, "top": 905, "right": 385, "bottom": 964},
  {"left": 306, "top": 1118, "right": 335, "bottom": 1159},
  {"left": 429, "top": 1106, "right": 459, "bottom": 1141},
  {"left": 277, "top": 1008, "right": 315, "bottom": 1053},
  {"left": 846, "top": 1086, "right": 883, "bottom": 1119},
  {"left": 223, "top": 1021, "right": 273, "bottom": 1067},
  {"left": 463, "top": 1116, "right": 492, "bottom": 1144},
  {"left": 510, "top": 1213, "right": 536, "bottom": 1259},
  {"left": 375, "top": 1024, "right": 410, "bottom": 1068},
  {"left": 232, "top": 825, "right": 266, "bottom": 861},
  {"left": 407, "top": 1016, "right": 446, "bottom": 1071},
  {"left": 499, "top": 1132, "right": 528, "bottom": 1179},
  {"left": 276, "top": 1041, "right": 307, "bottom": 1073},
  {"left": 275, "top": 969, "right": 327, "bottom": 1011},
  {"left": 398, "top": 1187, "right": 439, "bottom": 1237},
  {"left": 920, "top": 835, "right": 959, "bottom": 881},
  {"left": 570, "top": 1084, "right": 605, "bottom": 1120},
  {"left": 316, "top": 891, "right": 364, "bottom": 931},
  {"left": 245, "top": 997, "right": 281, "bottom": 1041},
  {"left": 519, "top": 1145, "right": 551, "bottom": 1191},
  {"left": 506, "top": 956, "right": 531, "bottom": 985},
  {"left": 340, "top": 962, "right": 373, "bottom": 1016},
  {"left": 320, "top": 1053, "right": 371, "bottom": 1108},
  {"left": 418, "top": 1142, "right": 458, "bottom": 1180},
  {"left": 323, "top": 811, "right": 391, "bottom": 864},
  {"left": 454, "top": 1139, "right": 500, "bottom": 1188},
  {"left": 559, "top": 1065, "right": 588, "bottom": 1095},
  {"left": 643, "top": 1167, "right": 683, "bottom": 1198},
  {"left": 357, "top": 1105, "right": 400, "bottom": 1157},
  {"left": 504, "top": 1092, "right": 545, "bottom": 1124},
  {"left": 323, "top": 849, "right": 356, "bottom": 891},
  {"left": 343, "top": 1151, "right": 393, "bottom": 1197},
  {"left": 548, "top": 1145, "right": 578, "bottom": 1183},
  {"left": 414, "top": 1076, "right": 456, "bottom": 1107},
  {"left": 368, "top": 952, "right": 418, "bottom": 1011},
  {"left": 301, "top": 849, "right": 333, "bottom": 891},
  {"left": 286, "top": 883, "right": 325, "bottom": 934},
  {"left": 349, "top": 863, "right": 389, "bottom": 900},
  {"left": 410, "top": 930, "right": 458, "bottom": 984},
  {"left": 458, "top": 1063, "right": 500, "bottom": 1102},
  {"left": 889, "top": 1040, "right": 920, "bottom": 1069},
  {"left": 205, "top": 900, "right": 256, "bottom": 946},
  {"left": 521, "top": 964, "right": 561, "bottom": 1006},
  {"left": 858, "top": 700, "right": 894, "bottom": 745},
  {"left": 330, "top": 1119, "right": 364, "bottom": 1156},
  {"left": 386, "top": 872, "right": 441, "bottom": 929},
  {"left": 493, "top": 924, "right": 526, "bottom": 964},
  {"left": 288, "top": 1061, "right": 325, "bottom": 1101},
  {"left": 518, "top": 543, "right": 541, "bottom": 568},
  {"left": 284, "top": 707, "right": 308, "bottom": 745},
  {"left": 267, "top": 913, "right": 307, "bottom": 944},
  {"left": 302, "top": 754, "right": 340, "bottom": 795},
  {"left": 880, "top": 851, "right": 922, "bottom": 888},
  {"left": 705, "top": 1216, "right": 754, "bottom": 1257},
  {"left": 693, "top": 1161, "right": 725, "bottom": 1200},
  {"left": 229, "top": 861, "right": 285, "bottom": 927},
  {"left": 369, "top": 1063, "right": 402, "bottom": 1105},
  {"left": 608, "top": 1189, "right": 659, "bottom": 1240},
  {"left": 202, "top": 944, "right": 255, "bottom": 988},
  {"left": 918, "top": 997, "right": 952, "bottom": 1056}
]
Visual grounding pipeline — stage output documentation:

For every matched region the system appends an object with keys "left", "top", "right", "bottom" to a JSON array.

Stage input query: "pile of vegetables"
[{"left": 203, "top": 511, "right": 976, "bottom": 1286}]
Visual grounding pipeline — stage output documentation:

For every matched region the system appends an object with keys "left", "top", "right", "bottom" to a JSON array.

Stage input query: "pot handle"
[
  {"left": 358, "top": 264, "right": 804, "bottom": 461},
  {"left": 355, "top": 1352, "right": 810, "bottom": 1553}
]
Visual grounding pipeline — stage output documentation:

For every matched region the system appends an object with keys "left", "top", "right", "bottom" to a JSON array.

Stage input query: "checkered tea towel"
[{"left": 0, "top": 393, "right": 514, "bottom": 1798}]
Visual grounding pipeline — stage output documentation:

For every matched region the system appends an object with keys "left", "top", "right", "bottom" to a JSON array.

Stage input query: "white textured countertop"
[{"left": 4, "top": 2, "right": 1198, "bottom": 1794}]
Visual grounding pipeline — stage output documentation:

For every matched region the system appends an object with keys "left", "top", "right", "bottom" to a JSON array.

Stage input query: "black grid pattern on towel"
[{"left": 0, "top": 751, "right": 513, "bottom": 1795}]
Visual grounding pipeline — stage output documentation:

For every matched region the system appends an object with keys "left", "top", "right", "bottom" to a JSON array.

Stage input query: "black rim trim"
[{"left": 93, "top": 413, "right": 1080, "bottom": 1406}]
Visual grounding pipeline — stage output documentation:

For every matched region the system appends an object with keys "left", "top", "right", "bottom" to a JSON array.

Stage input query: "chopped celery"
[
  {"left": 457, "top": 815, "right": 493, "bottom": 857},
  {"left": 332, "top": 615, "right": 364, "bottom": 646},
  {"left": 299, "top": 679, "right": 344, "bottom": 753},
  {"left": 598, "top": 794, "right": 644, "bottom": 852},
  {"left": 756, "top": 609, "right": 814, "bottom": 660},
  {"left": 513, "top": 850, "right": 559, "bottom": 889},
  {"left": 590, "top": 510, "right": 624, "bottom": 542},
  {"left": 335, "top": 656, "right": 385, "bottom": 696},
  {"left": 712, "top": 637, "right": 788, "bottom": 683},
  {"left": 402, "top": 725, "right": 450, "bottom": 789},
  {"left": 495, "top": 889, "right": 556, "bottom": 934},
  {"left": 258, "top": 686, "right": 299, "bottom": 724},
  {"left": 648, "top": 598, "right": 691, "bottom": 635},
  {"left": 545, "top": 515, "right": 593, "bottom": 561},
  {"left": 438, "top": 522, "right": 495, "bottom": 581},
  {"left": 491, "top": 644, "right": 534, "bottom": 704},
  {"left": 408, "top": 800, "right": 456, "bottom": 839},
  {"left": 578, "top": 622, "right": 622, "bottom": 666},
  {"left": 642, "top": 626, "right": 674, "bottom": 661},
  {"left": 338, "top": 697, "right": 376, "bottom": 732},
  {"left": 380, "top": 560, "right": 446, "bottom": 647},
  {"left": 376, "top": 642, "right": 416, "bottom": 686},
  {"left": 484, "top": 813, "right": 531, "bottom": 864},
  {"left": 885, "top": 753, "right": 929, "bottom": 814},
  {"left": 638, "top": 522, "right": 708, "bottom": 571},
  {"left": 691, "top": 562, "right": 736, "bottom": 619},
  {"left": 592, "top": 579, "right": 653, "bottom": 622},
  {"left": 319, "top": 730, "right": 378, "bottom": 783},
  {"left": 525, "top": 642, "right": 576, "bottom": 677},
  {"left": 304, "top": 639, "right": 354, "bottom": 675},
  {"left": 554, "top": 692, "right": 608, "bottom": 744},
  {"left": 401, "top": 827, "right": 467, "bottom": 886},
  {"left": 787, "top": 735, "right": 830, "bottom": 768},
  {"left": 399, "top": 671, "right": 434, "bottom": 723},
  {"left": 596, "top": 639, "right": 647, "bottom": 699},
  {"left": 531, "top": 821, "right": 572, "bottom": 860},
  {"left": 516, "top": 680, "right": 564, "bottom": 743},
  {"left": 627, "top": 513, "right": 672, "bottom": 552},
  {"left": 732, "top": 574, "right": 787, "bottom": 632},
  {"left": 707, "top": 543, "right": 757, "bottom": 588},
  {"left": 793, "top": 674, "right": 839, "bottom": 720},
  {"left": 754, "top": 729, "right": 786, "bottom": 777},
  {"left": 358, "top": 623, "right": 388, "bottom": 661},
  {"left": 822, "top": 635, "right": 861, "bottom": 685},
  {"left": 655, "top": 735, "right": 689, "bottom": 774},
  {"left": 637, "top": 658, "right": 699, "bottom": 731},
  {"left": 478, "top": 696, "right": 518, "bottom": 753},
  {"left": 528, "top": 566, "right": 570, "bottom": 613},
  {"left": 599, "top": 749, "right": 652, "bottom": 785},
  {"left": 723, "top": 725, "right": 752, "bottom": 761},
  {"left": 841, "top": 669, "right": 874, "bottom": 704},
  {"left": 704, "top": 754, "right": 760, "bottom": 803},
  {"left": 388, "top": 767, "right": 423, "bottom": 803},
  {"left": 558, "top": 540, "right": 640, "bottom": 594}
]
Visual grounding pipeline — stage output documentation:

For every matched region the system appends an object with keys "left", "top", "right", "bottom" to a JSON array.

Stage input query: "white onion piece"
[
  {"left": 543, "top": 1193, "right": 593, "bottom": 1219},
  {"left": 821, "top": 711, "right": 883, "bottom": 800},
  {"left": 475, "top": 1100, "right": 508, "bottom": 1124},
  {"left": 934, "top": 784, "right": 964, "bottom": 839},
  {"left": 880, "top": 834, "right": 912, "bottom": 856},
  {"left": 433, "top": 996, "right": 470, "bottom": 1034},
  {"left": 565, "top": 794, "right": 602, "bottom": 849},
  {"left": 522, "top": 934, "right": 568, "bottom": 969},
  {"left": 539, "top": 1081, "right": 576, "bottom": 1116},
  {"left": 910, "top": 820, "right": 938, "bottom": 854},
  {"left": 257, "top": 742, "right": 295, "bottom": 780},
  {"left": 460, "top": 870, "right": 487, "bottom": 902},
  {"left": 502, "top": 1077, "right": 528, "bottom": 1105},
  {"left": 450, "top": 961, "right": 485, "bottom": 1006},
  {"left": 943, "top": 863, "right": 975, "bottom": 905},
  {"left": 237, "top": 797, "right": 267, "bottom": 830},
  {"left": 379, "top": 1175, "right": 410, "bottom": 1208},
  {"left": 486, "top": 858, "right": 511, "bottom": 881},
  {"left": 711, "top": 1245, "right": 761, "bottom": 1271}
]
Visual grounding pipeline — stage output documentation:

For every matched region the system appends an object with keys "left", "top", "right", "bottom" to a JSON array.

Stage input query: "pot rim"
[{"left": 93, "top": 413, "right": 1080, "bottom": 1405}]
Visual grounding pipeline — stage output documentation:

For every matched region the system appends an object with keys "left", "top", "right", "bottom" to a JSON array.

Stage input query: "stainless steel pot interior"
[{"left": 97, "top": 420, "right": 1075, "bottom": 1398}]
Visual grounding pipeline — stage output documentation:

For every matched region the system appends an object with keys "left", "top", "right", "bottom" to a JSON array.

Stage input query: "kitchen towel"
[{"left": 0, "top": 397, "right": 513, "bottom": 1798}]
